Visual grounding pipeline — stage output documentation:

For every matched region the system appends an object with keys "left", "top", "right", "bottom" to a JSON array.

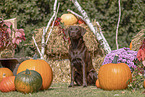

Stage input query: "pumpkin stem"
[
  {"left": 112, "top": 54, "right": 119, "bottom": 64},
  {"left": 25, "top": 69, "right": 30, "bottom": 75}
]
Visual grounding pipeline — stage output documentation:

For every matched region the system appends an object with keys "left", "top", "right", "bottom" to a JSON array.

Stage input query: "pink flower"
[
  {"left": 12, "top": 29, "right": 25, "bottom": 45},
  {"left": 15, "top": 29, "right": 25, "bottom": 40},
  {"left": 12, "top": 37, "right": 22, "bottom": 45}
]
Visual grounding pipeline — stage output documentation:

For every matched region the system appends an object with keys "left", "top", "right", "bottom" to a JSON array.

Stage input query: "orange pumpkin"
[
  {"left": 0, "top": 64, "right": 14, "bottom": 82},
  {"left": 0, "top": 76, "right": 15, "bottom": 92},
  {"left": 17, "top": 59, "right": 53, "bottom": 90},
  {"left": 60, "top": 13, "right": 78, "bottom": 25},
  {"left": 98, "top": 55, "right": 132, "bottom": 90},
  {"left": 96, "top": 79, "right": 101, "bottom": 88}
]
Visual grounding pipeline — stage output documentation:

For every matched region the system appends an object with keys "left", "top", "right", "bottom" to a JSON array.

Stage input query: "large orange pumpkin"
[
  {"left": 60, "top": 13, "right": 78, "bottom": 25},
  {"left": 0, "top": 64, "right": 14, "bottom": 82},
  {"left": 98, "top": 55, "right": 132, "bottom": 90},
  {"left": 0, "top": 76, "right": 15, "bottom": 92},
  {"left": 17, "top": 59, "right": 53, "bottom": 90}
]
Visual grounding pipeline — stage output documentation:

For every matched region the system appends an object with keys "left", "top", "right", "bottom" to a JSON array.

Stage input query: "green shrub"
[{"left": 0, "top": 0, "right": 51, "bottom": 28}]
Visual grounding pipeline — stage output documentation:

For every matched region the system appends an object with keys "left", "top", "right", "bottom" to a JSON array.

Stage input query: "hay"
[
  {"left": 33, "top": 26, "right": 69, "bottom": 59},
  {"left": 48, "top": 59, "right": 70, "bottom": 83},
  {"left": 132, "top": 29, "right": 145, "bottom": 51},
  {"left": 33, "top": 23, "right": 104, "bottom": 59}
]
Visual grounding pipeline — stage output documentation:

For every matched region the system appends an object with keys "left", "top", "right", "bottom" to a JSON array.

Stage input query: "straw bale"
[
  {"left": 48, "top": 59, "right": 70, "bottom": 83},
  {"left": 132, "top": 29, "right": 145, "bottom": 51}
]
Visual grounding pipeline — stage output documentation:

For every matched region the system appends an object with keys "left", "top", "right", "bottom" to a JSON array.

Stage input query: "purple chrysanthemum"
[{"left": 102, "top": 47, "right": 138, "bottom": 70}]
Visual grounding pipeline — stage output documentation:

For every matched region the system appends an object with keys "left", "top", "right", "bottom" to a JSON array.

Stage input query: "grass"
[{"left": 0, "top": 83, "right": 145, "bottom": 97}]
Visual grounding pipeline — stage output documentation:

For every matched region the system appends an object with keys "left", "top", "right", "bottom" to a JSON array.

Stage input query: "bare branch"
[
  {"left": 32, "top": 0, "right": 59, "bottom": 59},
  {"left": 46, "top": 2, "right": 60, "bottom": 44},
  {"left": 32, "top": 35, "right": 43, "bottom": 57},
  {"left": 45, "top": 0, "right": 58, "bottom": 33},
  {"left": 96, "top": 22, "right": 111, "bottom": 53},
  {"left": 116, "top": 0, "right": 121, "bottom": 50},
  {"left": 40, "top": 27, "right": 46, "bottom": 59}
]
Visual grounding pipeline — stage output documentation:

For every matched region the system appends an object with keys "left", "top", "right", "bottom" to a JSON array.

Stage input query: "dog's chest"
[
  {"left": 71, "top": 50, "right": 83, "bottom": 69},
  {"left": 70, "top": 49, "right": 83, "bottom": 59}
]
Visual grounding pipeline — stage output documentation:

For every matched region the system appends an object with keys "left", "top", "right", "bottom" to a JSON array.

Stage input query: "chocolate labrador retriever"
[{"left": 65, "top": 26, "right": 97, "bottom": 87}]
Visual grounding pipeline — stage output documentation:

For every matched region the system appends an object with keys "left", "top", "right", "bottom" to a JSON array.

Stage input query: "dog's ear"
[
  {"left": 64, "top": 28, "right": 69, "bottom": 36},
  {"left": 80, "top": 26, "right": 86, "bottom": 36}
]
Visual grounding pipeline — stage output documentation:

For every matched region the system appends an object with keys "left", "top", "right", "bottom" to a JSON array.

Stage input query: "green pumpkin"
[{"left": 14, "top": 69, "right": 42, "bottom": 93}]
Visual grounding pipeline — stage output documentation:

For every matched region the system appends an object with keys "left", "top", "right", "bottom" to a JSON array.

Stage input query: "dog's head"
[{"left": 64, "top": 26, "right": 86, "bottom": 40}]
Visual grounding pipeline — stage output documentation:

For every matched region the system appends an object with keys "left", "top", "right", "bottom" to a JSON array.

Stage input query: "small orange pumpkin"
[
  {"left": 0, "top": 76, "right": 15, "bottom": 92},
  {"left": 98, "top": 55, "right": 132, "bottom": 90},
  {"left": 96, "top": 79, "right": 101, "bottom": 88},
  {"left": 17, "top": 59, "right": 53, "bottom": 90},
  {"left": 0, "top": 64, "right": 14, "bottom": 82}
]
